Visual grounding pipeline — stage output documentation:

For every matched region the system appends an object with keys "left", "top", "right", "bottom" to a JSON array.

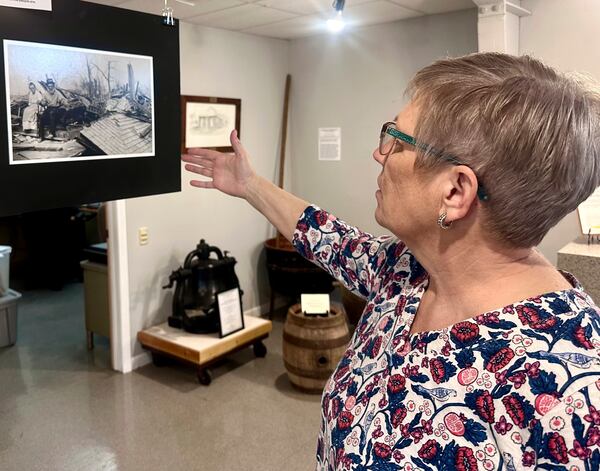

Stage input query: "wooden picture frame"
[{"left": 181, "top": 95, "right": 241, "bottom": 153}]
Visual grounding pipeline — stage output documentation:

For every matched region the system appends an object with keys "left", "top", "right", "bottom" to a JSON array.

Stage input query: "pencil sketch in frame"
[
  {"left": 4, "top": 39, "right": 155, "bottom": 165},
  {"left": 181, "top": 95, "right": 241, "bottom": 153}
]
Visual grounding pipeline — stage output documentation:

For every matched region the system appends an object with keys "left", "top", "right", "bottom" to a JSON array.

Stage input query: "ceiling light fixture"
[
  {"left": 326, "top": 0, "right": 346, "bottom": 33},
  {"left": 162, "top": 0, "right": 175, "bottom": 26},
  {"left": 162, "top": 0, "right": 196, "bottom": 26}
]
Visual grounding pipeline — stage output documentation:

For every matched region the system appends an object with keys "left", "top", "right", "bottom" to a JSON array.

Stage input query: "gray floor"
[{"left": 0, "top": 284, "right": 322, "bottom": 471}]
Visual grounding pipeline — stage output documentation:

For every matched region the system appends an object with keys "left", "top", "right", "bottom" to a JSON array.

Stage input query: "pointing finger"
[
  {"left": 184, "top": 164, "right": 212, "bottom": 178},
  {"left": 186, "top": 147, "right": 221, "bottom": 158},
  {"left": 182, "top": 155, "right": 214, "bottom": 169},
  {"left": 190, "top": 180, "right": 215, "bottom": 189},
  {"left": 230, "top": 129, "right": 245, "bottom": 157}
]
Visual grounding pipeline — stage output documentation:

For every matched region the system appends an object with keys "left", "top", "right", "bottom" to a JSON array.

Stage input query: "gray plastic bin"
[
  {"left": 0, "top": 290, "right": 21, "bottom": 347},
  {"left": 0, "top": 246, "right": 11, "bottom": 297}
]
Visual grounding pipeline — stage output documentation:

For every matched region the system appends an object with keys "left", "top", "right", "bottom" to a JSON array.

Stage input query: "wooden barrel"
[
  {"left": 283, "top": 303, "right": 350, "bottom": 394},
  {"left": 264, "top": 237, "right": 334, "bottom": 297}
]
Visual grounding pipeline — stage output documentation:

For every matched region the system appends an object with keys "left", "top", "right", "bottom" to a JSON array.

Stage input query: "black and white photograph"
[
  {"left": 4, "top": 39, "right": 155, "bottom": 165},
  {"left": 181, "top": 95, "right": 240, "bottom": 153}
]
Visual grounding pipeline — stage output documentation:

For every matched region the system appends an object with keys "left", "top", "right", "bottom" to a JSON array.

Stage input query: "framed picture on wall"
[{"left": 181, "top": 95, "right": 241, "bottom": 153}]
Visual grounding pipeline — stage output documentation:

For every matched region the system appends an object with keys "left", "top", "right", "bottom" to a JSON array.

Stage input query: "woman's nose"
[{"left": 373, "top": 147, "right": 386, "bottom": 166}]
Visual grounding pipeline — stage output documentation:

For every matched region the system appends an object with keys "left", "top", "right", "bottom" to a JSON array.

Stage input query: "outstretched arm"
[
  {"left": 181, "top": 129, "right": 308, "bottom": 241},
  {"left": 182, "top": 130, "right": 402, "bottom": 298}
]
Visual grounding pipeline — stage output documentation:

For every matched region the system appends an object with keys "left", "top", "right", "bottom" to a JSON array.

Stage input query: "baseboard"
[
  {"left": 131, "top": 351, "right": 152, "bottom": 370},
  {"left": 243, "top": 304, "right": 264, "bottom": 317},
  {"left": 243, "top": 296, "right": 288, "bottom": 317}
]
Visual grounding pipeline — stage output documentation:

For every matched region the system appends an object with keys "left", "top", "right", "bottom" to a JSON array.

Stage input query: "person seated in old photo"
[{"left": 39, "top": 78, "right": 68, "bottom": 140}]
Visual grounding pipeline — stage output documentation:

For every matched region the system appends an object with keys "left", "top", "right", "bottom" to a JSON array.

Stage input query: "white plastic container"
[
  {"left": 0, "top": 290, "right": 20, "bottom": 347},
  {"left": 0, "top": 246, "right": 11, "bottom": 297}
]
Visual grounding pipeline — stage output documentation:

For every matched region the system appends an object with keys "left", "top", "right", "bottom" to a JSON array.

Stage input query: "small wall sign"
[
  {"left": 318, "top": 127, "right": 341, "bottom": 161},
  {"left": 578, "top": 188, "right": 600, "bottom": 235}
]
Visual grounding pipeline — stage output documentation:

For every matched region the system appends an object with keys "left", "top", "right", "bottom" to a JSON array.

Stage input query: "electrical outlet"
[{"left": 138, "top": 227, "right": 149, "bottom": 246}]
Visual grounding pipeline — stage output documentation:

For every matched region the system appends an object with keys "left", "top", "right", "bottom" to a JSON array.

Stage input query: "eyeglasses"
[{"left": 379, "top": 121, "right": 489, "bottom": 202}]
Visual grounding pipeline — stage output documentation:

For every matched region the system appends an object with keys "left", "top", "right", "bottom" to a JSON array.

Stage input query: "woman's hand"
[
  {"left": 181, "top": 129, "right": 255, "bottom": 199},
  {"left": 182, "top": 129, "right": 308, "bottom": 241}
]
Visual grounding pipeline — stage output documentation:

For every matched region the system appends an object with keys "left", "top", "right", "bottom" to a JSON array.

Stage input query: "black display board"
[{"left": 0, "top": 0, "right": 181, "bottom": 216}]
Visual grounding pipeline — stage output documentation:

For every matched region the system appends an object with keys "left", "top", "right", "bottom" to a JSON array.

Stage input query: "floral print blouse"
[{"left": 292, "top": 205, "right": 600, "bottom": 471}]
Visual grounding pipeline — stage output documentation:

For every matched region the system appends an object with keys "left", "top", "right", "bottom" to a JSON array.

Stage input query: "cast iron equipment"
[{"left": 163, "top": 239, "right": 242, "bottom": 334}]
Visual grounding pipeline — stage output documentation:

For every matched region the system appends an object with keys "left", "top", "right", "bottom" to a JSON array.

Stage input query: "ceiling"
[{"left": 87, "top": 0, "right": 475, "bottom": 39}]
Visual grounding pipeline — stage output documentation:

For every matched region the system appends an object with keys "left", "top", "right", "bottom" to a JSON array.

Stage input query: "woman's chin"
[{"left": 374, "top": 206, "right": 384, "bottom": 226}]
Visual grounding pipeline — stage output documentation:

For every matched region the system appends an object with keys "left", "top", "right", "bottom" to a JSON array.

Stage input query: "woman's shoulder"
[{"left": 479, "top": 287, "right": 600, "bottom": 405}]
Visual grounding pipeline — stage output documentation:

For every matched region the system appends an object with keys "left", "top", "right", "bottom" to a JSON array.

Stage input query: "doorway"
[{"left": 0, "top": 203, "right": 112, "bottom": 371}]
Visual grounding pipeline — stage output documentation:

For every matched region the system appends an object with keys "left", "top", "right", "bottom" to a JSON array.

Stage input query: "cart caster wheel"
[
  {"left": 197, "top": 368, "right": 212, "bottom": 385},
  {"left": 152, "top": 353, "right": 169, "bottom": 367},
  {"left": 253, "top": 341, "right": 267, "bottom": 358}
]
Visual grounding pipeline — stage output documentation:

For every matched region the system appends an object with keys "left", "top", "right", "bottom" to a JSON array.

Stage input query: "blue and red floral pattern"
[{"left": 292, "top": 205, "right": 600, "bottom": 471}]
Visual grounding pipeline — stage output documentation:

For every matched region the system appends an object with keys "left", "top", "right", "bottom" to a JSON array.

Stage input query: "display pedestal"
[
  {"left": 81, "top": 260, "right": 109, "bottom": 350},
  {"left": 557, "top": 237, "right": 600, "bottom": 303},
  {"left": 137, "top": 316, "right": 272, "bottom": 385}
]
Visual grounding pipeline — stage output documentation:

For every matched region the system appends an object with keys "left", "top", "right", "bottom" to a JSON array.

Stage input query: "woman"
[
  {"left": 182, "top": 53, "right": 600, "bottom": 470},
  {"left": 22, "top": 81, "right": 44, "bottom": 133}
]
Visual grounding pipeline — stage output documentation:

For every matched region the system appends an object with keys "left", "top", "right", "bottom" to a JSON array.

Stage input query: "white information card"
[
  {"left": 578, "top": 188, "right": 600, "bottom": 235},
  {"left": 318, "top": 127, "right": 341, "bottom": 161},
  {"left": 0, "top": 0, "right": 52, "bottom": 11},
  {"left": 301, "top": 293, "right": 330, "bottom": 315},
  {"left": 217, "top": 288, "right": 244, "bottom": 337}
]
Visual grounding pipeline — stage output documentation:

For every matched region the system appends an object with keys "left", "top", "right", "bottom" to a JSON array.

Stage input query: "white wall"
[
  {"left": 520, "top": 0, "right": 600, "bottom": 263},
  {"left": 125, "top": 23, "right": 289, "bottom": 358},
  {"left": 122, "top": 2, "right": 597, "bottom": 363},
  {"left": 288, "top": 9, "right": 478, "bottom": 235}
]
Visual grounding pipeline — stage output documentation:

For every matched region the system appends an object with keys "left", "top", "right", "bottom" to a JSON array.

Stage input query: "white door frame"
[{"left": 106, "top": 200, "right": 132, "bottom": 373}]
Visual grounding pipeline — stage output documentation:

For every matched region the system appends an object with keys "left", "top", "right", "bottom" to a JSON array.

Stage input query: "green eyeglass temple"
[{"left": 383, "top": 124, "right": 490, "bottom": 202}]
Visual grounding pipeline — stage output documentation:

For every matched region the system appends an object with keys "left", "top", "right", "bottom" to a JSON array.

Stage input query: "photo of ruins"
[{"left": 4, "top": 40, "right": 155, "bottom": 164}]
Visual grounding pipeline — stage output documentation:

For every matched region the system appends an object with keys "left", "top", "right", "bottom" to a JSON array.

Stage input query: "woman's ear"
[{"left": 441, "top": 166, "right": 479, "bottom": 222}]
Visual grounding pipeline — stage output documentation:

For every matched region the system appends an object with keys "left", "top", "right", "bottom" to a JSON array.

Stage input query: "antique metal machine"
[{"left": 163, "top": 239, "right": 242, "bottom": 334}]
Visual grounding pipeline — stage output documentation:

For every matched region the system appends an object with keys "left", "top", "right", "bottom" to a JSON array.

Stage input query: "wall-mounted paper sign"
[
  {"left": 0, "top": 0, "right": 52, "bottom": 11},
  {"left": 318, "top": 127, "right": 341, "bottom": 161},
  {"left": 578, "top": 188, "right": 600, "bottom": 235}
]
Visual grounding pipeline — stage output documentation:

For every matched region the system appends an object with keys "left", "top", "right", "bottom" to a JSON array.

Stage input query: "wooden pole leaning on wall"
[{"left": 275, "top": 74, "right": 292, "bottom": 249}]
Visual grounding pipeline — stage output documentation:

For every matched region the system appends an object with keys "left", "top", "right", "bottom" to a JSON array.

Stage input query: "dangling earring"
[{"left": 437, "top": 211, "right": 452, "bottom": 230}]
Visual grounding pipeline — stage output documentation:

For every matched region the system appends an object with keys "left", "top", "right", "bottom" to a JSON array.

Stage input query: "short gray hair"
[{"left": 407, "top": 52, "right": 600, "bottom": 248}]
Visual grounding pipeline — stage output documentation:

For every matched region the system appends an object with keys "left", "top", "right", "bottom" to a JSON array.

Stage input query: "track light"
[
  {"left": 332, "top": 0, "right": 346, "bottom": 13},
  {"left": 327, "top": 0, "right": 346, "bottom": 33},
  {"left": 162, "top": 0, "right": 175, "bottom": 26}
]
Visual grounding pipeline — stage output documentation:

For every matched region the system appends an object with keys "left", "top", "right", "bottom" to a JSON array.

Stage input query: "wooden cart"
[{"left": 138, "top": 316, "right": 272, "bottom": 385}]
